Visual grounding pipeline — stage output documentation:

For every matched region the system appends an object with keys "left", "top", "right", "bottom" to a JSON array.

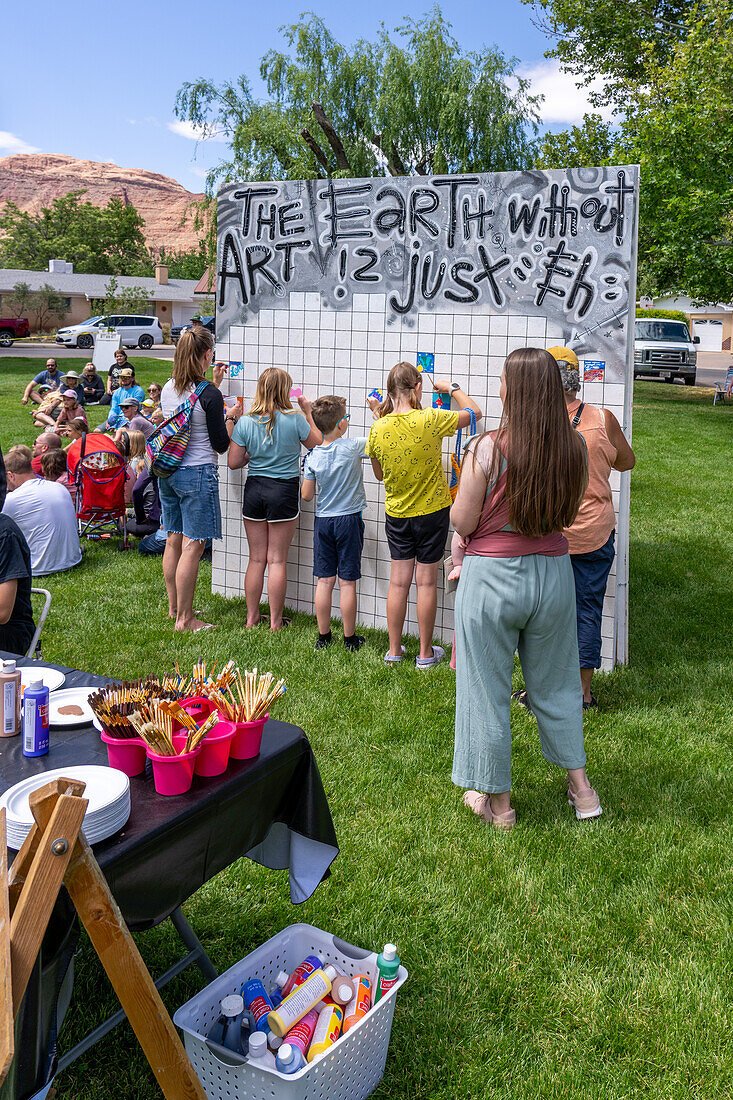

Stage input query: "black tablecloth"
[{"left": 0, "top": 654, "right": 339, "bottom": 1098}]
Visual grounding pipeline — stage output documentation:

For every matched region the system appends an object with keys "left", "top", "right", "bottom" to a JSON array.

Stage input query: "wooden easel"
[{"left": 0, "top": 778, "right": 207, "bottom": 1099}]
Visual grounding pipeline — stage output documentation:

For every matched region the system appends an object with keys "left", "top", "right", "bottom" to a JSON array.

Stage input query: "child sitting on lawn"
[{"left": 301, "top": 394, "right": 367, "bottom": 652}]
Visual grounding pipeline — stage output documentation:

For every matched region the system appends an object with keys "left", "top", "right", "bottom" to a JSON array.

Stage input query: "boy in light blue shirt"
[{"left": 301, "top": 394, "right": 367, "bottom": 652}]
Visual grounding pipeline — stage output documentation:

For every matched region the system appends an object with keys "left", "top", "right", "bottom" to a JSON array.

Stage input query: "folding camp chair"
[
  {"left": 73, "top": 436, "right": 129, "bottom": 548},
  {"left": 713, "top": 365, "right": 733, "bottom": 405}
]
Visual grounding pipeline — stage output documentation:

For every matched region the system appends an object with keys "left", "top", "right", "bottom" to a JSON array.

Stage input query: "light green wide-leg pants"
[{"left": 452, "top": 553, "right": 586, "bottom": 794}]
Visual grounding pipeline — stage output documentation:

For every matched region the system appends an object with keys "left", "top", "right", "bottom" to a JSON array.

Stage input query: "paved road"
[{"left": 0, "top": 342, "right": 175, "bottom": 361}]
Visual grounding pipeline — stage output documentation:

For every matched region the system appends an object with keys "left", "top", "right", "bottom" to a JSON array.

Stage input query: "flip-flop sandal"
[
  {"left": 189, "top": 621, "right": 216, "bottom": 633},
  {"left": 384, "top": 645, "right": 406, "bottom": 664},
  {"left": 511, "top": 690, "right": 533, "bottom": 713},
  {"left": 582, "top": 694, "right": 598, "bottom": 711},
  {"left": 271, "top": 618, "right": 291, "bottom": 630},
  {"left": 415, "top": 645, "right": 445, "bottom": 669}
]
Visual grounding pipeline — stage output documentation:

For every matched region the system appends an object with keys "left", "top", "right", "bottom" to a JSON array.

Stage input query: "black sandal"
[{"left": 511, "top": 689, "right": 534, "bottom": 714}]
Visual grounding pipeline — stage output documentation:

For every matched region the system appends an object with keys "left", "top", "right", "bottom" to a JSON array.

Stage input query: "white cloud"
[
  {"left": 189, "top": 166, "right": 209, "bottom": 179},
  {"left": 168, "top": 120, "right": 227, "bottom": 143},
  {"left": 516, "top": 60, "right": 614, "bottom": 125},
  {"left": 0, "top": 131, "right": 40, "bottom": 155}
]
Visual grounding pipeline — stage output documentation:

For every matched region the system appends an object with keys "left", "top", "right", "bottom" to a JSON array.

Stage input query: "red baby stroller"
[{"left": 69, "top": 432, "right": 129, "bottom": 547}]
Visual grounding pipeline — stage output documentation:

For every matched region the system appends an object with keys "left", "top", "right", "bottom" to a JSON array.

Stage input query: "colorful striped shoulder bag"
[{"left": 144, "top": 381, "right": 209, "bottom": 478}]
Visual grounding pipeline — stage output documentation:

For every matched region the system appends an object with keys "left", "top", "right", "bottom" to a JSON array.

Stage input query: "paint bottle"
[
  {"left": 268, "top": 971, "right": 288, "bottom": 1008},
  {"left": 284, "top": 1007, "right": 318, "bottom": 1059},
  {"left": 248, "top": 1031, "right": 276, "bottom": 1069},
  {"left": 328, "top": 970, "right": 356, "bottom": 1006},
  {"left": 0, "top": 660, "right": 21, "bottom": 738},
  {"left": 342, "top": 975, "right": 372, "bottom": 1034},
  {"left": 307, "top": 1003, "right": 343, "bottom": 1063},
  {"left": 242, "top": 977, "right": 274, "bottom": 1033},
  {"left": 374, "top": 944, "right": 400, "bottom": 1004},
  {"left": 22, "top": 679, "right": 49, "bottom": 758},
  {"left": 220, "top": 994, "right": 245, "bottom": 1053},
  {"left": 267, "top": 965, "right": 339, "bottom": 1038},
  {"left": 275, "top": 1043, "right": 304, "bottom": 1075},
  {"left": 280, "top": 955, "right": 322, "bottom": 998}
]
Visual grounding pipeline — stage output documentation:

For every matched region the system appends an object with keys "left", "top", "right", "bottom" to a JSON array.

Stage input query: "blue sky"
[{"left": 0, "top": 0, "right": 602, "bottom": 193}]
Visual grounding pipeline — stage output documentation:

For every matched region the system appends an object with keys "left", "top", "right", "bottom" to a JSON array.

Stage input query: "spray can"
[
  {"left": 242, "top": 978, "right": 274, "bottom": 1033},
  {"left": 284, "top": 1008, "right": 318, "bottom": 1059},
  {"left": 275, "top": 1043, "right": 304, "bottom": 1075},
  {"left": 342, "top": 975, "right": 372, "bottom": 1034},
  {"left": 22, "top": 679, "right": 49, "bottom": 758},
  {"left": 307, "top": 1003, "right": 343, "bottom": 1063},
  {"left": 267, "top": 965, "right": 340, "bottom": 1038},
  {"left": 0, "top": 660, "right": 21, "bottom": 738},
  {"left": 374, "top": 944, "right": 400, "bottom": 1004},
  {"left": 248, "top": 1031, "right": 275, "bottom": 1069},
  {"left": 280, "top": 955, "right": 322, "bottom": 998}
]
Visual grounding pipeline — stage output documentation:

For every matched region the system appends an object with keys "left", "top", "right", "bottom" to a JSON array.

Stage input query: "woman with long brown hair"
[
  {"left": 159, "top": 326, "right": 240, "bottom": 631},
  {"left": 228, "top": 367, "right": 321, "bottom": 629},
  {"left": 451, "top": 347, "right": 600, "bottom": 828}
]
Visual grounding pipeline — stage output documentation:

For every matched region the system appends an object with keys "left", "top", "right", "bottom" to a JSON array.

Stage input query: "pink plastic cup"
[
  {"left": 229, "top": 714, "right": 268, "bottom": 760},
  {"left": 147, "top": 734, "right": 201, "bottom": 796},
  {"left": 100, "top": 730, "right": 147, "bottom": 777},
  {"left": 194, "top": 720, "right": 236, "bottom": 778},
  {"left": 179, "top": 695, "right": 216, "bottom": 721}
]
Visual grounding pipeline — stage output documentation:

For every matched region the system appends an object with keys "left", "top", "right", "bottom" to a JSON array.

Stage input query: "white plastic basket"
[{"left": 173, "top": 922, "right": 408, "bottom": 1100}]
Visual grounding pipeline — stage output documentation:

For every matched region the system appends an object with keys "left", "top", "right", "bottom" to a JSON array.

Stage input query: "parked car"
[
  {"left": 0, "top": 318, "right": 31, "bottom": 347},
  {"left": 55, "top": 315, "right": 164, "bottom": 350},
  {"left": 171, "top": 315, "right": 215, "bottom": 344},
  {"left": 634, "top": 317, "right": 698, "bottom": 385}
]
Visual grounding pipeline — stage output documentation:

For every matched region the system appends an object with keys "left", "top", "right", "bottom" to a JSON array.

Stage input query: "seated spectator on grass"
[
  {"left": 60, "top": 370, "right": 86, "bottom": 407},
  {"left": 100, "top": 368, "right": 145, "bottom": 430},
  {"left": 31, "top": 388, "right": 64, "bottom": 428},
  {"left": 81, "top": 362, "right": 105, "bottom": 404},
  {"left": 116, "top": 429, "right": 147, "bottom": 504},
  {"left": 0, "top": 500, "right": 35, "bottom": 657},
  {"left": 2, "top": 446, "right": 81, "bottom": 575},
  {"left": 150, "top": 407, "right": 165, "bottom": 427},
  {"left": 148, "top": 382, "right": 162, "bottom": 407},
  {"left": 40, "top": 448, "right": 72, "bottom": 497},
  {"left": 113, "top": 396, "right": 154, "bottom": 440},
  {"left": 99, "top": 349, "right": 129, "bottom": 406},
  {"left": 36, "top": 390, "right": 88, "bottom": 432},
  {"left": 128, "top": 466, "right": 161, "bottom": 537},
  {"left": 31, "top": 431, "right": 62, "bottom": 475},
  {"left": 21, "top": 359, "right": 63, "bottom": 406}
]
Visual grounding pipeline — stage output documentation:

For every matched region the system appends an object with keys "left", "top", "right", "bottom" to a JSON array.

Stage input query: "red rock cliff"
[{"left": 0, "top": 153, "right": 206, "bottom": 254}]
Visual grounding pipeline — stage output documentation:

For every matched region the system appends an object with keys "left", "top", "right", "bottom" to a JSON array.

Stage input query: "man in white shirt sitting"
[{"left": 2, "top": 446, "right": 82, "bottom": 576}]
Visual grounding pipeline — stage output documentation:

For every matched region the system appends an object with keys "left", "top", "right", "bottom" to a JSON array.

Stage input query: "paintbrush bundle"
[
  {"left": 229, "top": 668, "right": 286, "bottom": 723},
  {"left": 89, "top": 678, "right": 179, "bottom": 739},
  {"left": 163, "top": 659, "right": 239, "bottom": 700}
]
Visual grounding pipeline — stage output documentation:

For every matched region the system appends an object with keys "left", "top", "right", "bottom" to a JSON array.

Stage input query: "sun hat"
[
  {"left": 119, "top": 368, "right": 134, "bottom": 380},
  {"left": 120, "top": 397, "right": 140, "bottom": 408},
  {"left": 62, "top": 389, "right": 78, "bottom": 399},
  {"left": 141, "top": 398, "right": 154, "bottom": 409},
  {"left": 63, "top": 370, "right": 80, "bottom": 380}
]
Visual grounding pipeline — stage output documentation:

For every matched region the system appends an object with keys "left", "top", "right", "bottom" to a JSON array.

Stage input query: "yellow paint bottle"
[{"left": 307, "top": 1003, "right": 343, "bottom": 1063}]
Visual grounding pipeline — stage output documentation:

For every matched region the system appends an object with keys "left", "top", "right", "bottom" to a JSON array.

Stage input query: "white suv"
[{"left": 55, "top": 315, "right": 164, "bottom": 350}]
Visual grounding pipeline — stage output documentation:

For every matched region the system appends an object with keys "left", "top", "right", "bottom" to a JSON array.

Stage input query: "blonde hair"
[
  {"left": 172, "top": 326, "right": 214, "bottom": 394},
  {"left": 119, "top": 429, "right": 147, "bottom": 463},
  {"left": 248, "top": 368, "right": 294, "bottom": 441},
  {"left": 378, "top": 362, "right": 422, "bottom": 417}
]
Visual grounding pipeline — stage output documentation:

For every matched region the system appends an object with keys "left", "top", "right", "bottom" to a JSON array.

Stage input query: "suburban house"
[
  {"left": 650, "top": 295, "right": 733, "bottom": 351},
  {"left": 0, "top": 260, "right": 208, "bottom": 332}
]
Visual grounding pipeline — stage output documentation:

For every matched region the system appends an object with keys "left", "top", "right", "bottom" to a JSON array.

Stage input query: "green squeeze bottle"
[{"left": 374, "top": 944, "right": 400, "bottom": 1004}]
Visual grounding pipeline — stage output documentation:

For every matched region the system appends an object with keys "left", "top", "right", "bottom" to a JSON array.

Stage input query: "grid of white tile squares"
[{"left": 214, "top": 292, "right": 629, "bottom": 668}]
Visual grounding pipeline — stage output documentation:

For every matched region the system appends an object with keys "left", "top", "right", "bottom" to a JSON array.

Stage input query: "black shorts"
[
  {"left": 242, "top": 475, "right": 300, "bottom": 522},
  {"left": 384, "top": 506, "right": 450, "bottom": 564},
  {"left": 313, "top": 513, "right": 365, "bottom": 580}
]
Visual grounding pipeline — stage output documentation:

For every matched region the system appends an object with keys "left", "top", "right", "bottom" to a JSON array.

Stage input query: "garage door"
[{"left": 693, "top": 319, "right": 724, "bottom": 351}]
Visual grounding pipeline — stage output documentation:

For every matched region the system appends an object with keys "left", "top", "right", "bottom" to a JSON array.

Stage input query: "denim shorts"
[
  {"left": 313, "top": 513, "right": 365, "bottom": 580},
  {"left": 158, "top": 463, "right": 222, "bottom": 542},
  {"left": 570, "top": 530, "right": 616, "bottom": 668}
]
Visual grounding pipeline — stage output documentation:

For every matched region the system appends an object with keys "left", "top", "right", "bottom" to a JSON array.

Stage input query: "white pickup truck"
[{"left": 634, "top": 317, "right": 698, "bottom": 385}]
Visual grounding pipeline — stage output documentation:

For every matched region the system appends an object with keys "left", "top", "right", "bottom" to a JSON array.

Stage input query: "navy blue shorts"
[
  {"left": 313, "top": 513, "right": 364, "bottom": 580},
  {"left": 570, "top": 530, "right": 615, "bottom": 668}
]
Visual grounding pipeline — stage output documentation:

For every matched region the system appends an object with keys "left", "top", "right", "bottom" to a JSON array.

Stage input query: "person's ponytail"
[{"left": 172, "top": 327, "right": 214, "bottom": 394}]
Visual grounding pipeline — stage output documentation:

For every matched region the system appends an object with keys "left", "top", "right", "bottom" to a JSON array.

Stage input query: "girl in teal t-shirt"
[{"left": 228, "top": 368, "right": 321, "bottom": 629}]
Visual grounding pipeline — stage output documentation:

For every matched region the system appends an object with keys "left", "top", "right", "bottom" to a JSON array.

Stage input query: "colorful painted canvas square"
[{"left": 583, "top": 360, "right": 605, "bottom": 382}]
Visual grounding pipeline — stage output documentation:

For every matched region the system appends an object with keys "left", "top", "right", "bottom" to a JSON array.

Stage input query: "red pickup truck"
[{"left": 0, "top": 319, "right": 30, "bottom": 347}]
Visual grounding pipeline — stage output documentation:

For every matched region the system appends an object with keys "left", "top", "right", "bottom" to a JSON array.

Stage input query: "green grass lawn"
[{"left": 1, "top": 359, "right": 732, "bottom": 1098}]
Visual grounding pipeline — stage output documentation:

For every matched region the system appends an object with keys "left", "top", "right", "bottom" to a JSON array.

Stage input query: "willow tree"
[{"left": 174, "top": 9, "right": 541, "bottom": 190}]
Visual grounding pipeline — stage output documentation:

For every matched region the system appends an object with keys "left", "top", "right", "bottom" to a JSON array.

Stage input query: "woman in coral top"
[{"left": 548, "top": 347, "right": 635, "bottom": 710}]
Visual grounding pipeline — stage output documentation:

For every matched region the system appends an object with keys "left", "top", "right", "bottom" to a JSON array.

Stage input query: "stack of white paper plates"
[{"left": 0, "top": 764, "right": 130, "bottom": 849}]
